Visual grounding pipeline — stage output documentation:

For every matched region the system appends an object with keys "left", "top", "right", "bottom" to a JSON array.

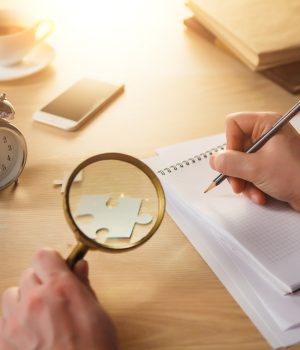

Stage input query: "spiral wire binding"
[{"left": 157, "top": 143, "right": 226, "bottom": 176}]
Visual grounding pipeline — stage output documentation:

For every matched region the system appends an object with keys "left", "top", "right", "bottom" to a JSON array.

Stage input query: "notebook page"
[
  {"left": 168, "top": 184, "right": 300, "bottom": 332},
  {"left": 146, "top": 155, "right": 300, "bottom": 347},
  {"left": 145, "top": 156, "right": 284, "bottom": 348},
  {"left": 291, "top": 115, "right": 300, "bottom": 130},
  {"left": 156, "top": 132, "right": 300, "bottom": 294},
  {"left": 165, "top": 181, "right": 300, "bottom": 348}
]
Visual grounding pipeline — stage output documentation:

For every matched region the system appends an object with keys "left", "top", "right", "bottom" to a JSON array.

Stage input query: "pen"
[{"left": 204, "top": 100, "right": 300, "bottom": 193}]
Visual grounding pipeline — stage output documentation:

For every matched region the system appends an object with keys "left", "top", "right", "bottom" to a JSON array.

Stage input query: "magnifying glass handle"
[{"left": 66, "top": 242, "right": 89, "bottom": 269}]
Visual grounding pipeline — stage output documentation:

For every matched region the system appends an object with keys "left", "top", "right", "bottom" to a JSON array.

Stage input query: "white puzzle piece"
[
  {"left": 53, "top": 171, "right": 83, "bottom": 193},
  {"left": 73, "top": 194, "right": 153, "bottom": 240}
]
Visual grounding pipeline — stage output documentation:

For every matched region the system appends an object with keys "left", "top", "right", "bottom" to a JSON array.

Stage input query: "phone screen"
[{"left": 41, "top": 78, "right": 123, "bottom": 122}]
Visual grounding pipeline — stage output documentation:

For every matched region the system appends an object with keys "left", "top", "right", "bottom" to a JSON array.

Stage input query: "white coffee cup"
[{"left": 0, "top": 9, "right": 53, "bottom": 66}]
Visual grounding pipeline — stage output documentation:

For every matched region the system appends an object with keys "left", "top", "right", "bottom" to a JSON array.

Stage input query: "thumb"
[
  {"left": 209, "top": 150, "right": 258, "bottom": 183},
  {"left": 73, "top": 260, "right": 98, "bottom": 299},
  {"left": 73, "top": 259, "right": 90, "bottom": 285}
]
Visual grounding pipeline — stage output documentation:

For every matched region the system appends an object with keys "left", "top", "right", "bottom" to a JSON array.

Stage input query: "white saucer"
[{"left": 0, "top": 43, "right": 55, "bottom": 82}]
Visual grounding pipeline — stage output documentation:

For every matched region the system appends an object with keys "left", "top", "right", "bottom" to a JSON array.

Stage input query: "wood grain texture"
[{"left": 0, "top": 0, "right": 299, "bottom": 349}]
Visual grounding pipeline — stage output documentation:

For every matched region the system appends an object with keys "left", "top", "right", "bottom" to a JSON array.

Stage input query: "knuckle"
[
  {"left": 260, "top": 112, "right": 281, "bottom": 128},
  {"left": 225, "top": 112, "right": 245, "bottom": 124},
  {"left": 264, "top": 111, "right": 281, "bottom": 119},
  {"left": 50, "top": 273, "right": 75, "bottom": 298},
  {"left": 225, "top": 113, "right": 236, "bottom": 126},
  {"left": 33, "top": 247, "right": 57, "bottom": 263},
  {"left": 1, "top": 287, "right": 18, "bottom": 304},
  {"left": 20, "top": 268, "right": 34, "bottom": 285},
  {"left": 26, "top": 291, "right": 44, "bottom": 313},
  {"left": 33, "top": 248, "right": 48, "bottom": 260},
  {"left": 215, "top": 152, "right": 228, "bottom": 173},
  {"left": 32, "top": 248, "right": 48, "bottom": 265}
]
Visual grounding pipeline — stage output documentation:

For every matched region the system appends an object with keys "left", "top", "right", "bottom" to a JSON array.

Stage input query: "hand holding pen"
[{"left": 206, "top": 107, "right": 300, "bottom": 212}]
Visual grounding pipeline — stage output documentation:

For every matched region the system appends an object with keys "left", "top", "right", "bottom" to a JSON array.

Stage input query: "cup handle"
[{"left": 33, "top": 20, "right": 54, "bottom": 44}]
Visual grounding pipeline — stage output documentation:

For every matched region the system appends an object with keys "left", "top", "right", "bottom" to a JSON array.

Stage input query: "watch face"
[{"left": 0, "top": 126, "right": 26, "bottom": 190}]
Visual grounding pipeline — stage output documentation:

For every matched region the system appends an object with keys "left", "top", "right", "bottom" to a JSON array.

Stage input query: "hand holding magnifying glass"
[
  {"left": 0, "top": 153, "right": 164, "bottom": 349},
  {"left": 63, "top": 153, "right": 165, "bottom": 268}
]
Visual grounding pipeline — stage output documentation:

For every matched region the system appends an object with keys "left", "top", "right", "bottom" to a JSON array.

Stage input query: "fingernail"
[{"left": 250, "top": 193, "right": 259, "bottom": 204}]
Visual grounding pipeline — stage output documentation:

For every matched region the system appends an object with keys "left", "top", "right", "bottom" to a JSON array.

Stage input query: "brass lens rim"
[{"left": 63, "top": 152, "right": 165, "bottom": 251}]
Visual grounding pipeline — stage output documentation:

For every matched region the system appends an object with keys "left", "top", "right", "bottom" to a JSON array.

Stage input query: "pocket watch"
[{"left": 0, "top": 93, "right": 27, "bottom": 190}]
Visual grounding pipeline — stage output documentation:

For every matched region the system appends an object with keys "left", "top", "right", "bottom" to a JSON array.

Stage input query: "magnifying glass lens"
[{"left": 67, "top": 157, "right": 163, "bottom": 250}]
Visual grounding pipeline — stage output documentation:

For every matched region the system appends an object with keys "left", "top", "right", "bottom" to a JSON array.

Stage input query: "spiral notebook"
[
  {"left": 162, "top": 180, "right": 300, "bottom": 349},
  {"left": 149, "top": 117, "right": 300, "bottom": 296},
  {"left": 145, "top": 118, "right": 300, "bottom": 348}
]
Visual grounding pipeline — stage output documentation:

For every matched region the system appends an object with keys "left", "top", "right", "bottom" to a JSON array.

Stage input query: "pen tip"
[{"left": 204, "top": 182, "right": 216, "bottom": 193}]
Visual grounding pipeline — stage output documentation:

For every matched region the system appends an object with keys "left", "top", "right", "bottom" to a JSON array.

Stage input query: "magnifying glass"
[{"left": 63, "top": 153, "right": 165, "bottom": 268}]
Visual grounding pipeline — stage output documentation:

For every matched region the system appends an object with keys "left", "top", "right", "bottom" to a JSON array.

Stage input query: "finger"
[
  {"left": 73, "top": 260, "right": 90, "bottom": 285},
  {"left": 0, "top": 320, "right": 16, "bottom": 350},
  {"left": 32, "top": 248, "right": 69, "bottom": 283},
  {"left": 19, "top": 268, "right": 41, "bottom": 298},
  {"left": 209, "top": 154, "right": 246, "bottom": 193},
  {"left": 228, "top": 177, "right": 246, "bottom": 193},
  {"left": 0, "top": 339, "right": 15, "bottom": 350},
  {"left": 225, "top": 112, "right": 280, "bottom": 150},
  {"left": 242, "top": 182, "right": 267, "bottom": 206},
  {"left": 73, "top": 260, "right": 98, "bottom": 298},
  {"left": 210, "top": 150, "right": 259, "bottom": 183},
  {"left": 1, "top": 287, "right": 20, "bottom": 319}
]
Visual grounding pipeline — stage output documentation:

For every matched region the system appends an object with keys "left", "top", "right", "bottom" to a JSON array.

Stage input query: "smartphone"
[{"left": 33, "top": 78, "right": 124, "bottom": 131}]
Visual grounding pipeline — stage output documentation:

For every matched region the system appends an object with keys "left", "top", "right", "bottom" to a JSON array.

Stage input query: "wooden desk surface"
[{"left": 0, "top": 0, "right": 299, "bottom": 349}]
